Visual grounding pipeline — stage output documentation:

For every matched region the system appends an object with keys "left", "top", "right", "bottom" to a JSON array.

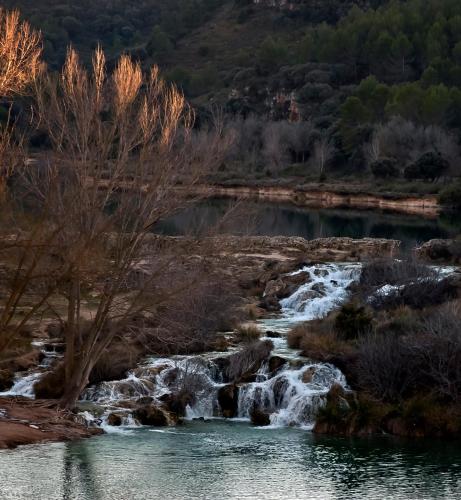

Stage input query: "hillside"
[{"left": 4, "top": 0, "right": 461, "bottom": 199}]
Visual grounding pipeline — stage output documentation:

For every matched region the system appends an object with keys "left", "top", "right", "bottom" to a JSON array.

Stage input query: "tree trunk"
[
  {"left": 64, "top": 277, "right": 80, "bottom": 385},
  {"left": 59, "top": 354, "right": 94, "bottom": 410}
]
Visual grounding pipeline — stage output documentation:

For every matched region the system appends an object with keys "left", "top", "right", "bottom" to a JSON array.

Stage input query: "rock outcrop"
[{"left": 416, "top": 239, "right": 461, "bottom": 264}]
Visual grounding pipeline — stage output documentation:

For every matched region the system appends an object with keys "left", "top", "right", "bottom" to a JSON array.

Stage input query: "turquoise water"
[{"left": 1, "top": 421, "right": 460, "bottom": 500}]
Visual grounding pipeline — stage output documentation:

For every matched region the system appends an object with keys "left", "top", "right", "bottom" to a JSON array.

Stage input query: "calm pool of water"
[
  {"left": 1, "top": 421, "right": 460, "bottom": 500},
  {"left": 156, "top": 199, "right": 460, "bottom": 249}
]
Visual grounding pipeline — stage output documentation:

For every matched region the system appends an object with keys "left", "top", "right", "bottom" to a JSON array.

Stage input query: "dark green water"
[
  {"left": 156, "top": 198, "right": 461, "bottom": 249},
  {"left": 1, "top": 421, "right": 460, "bottom": 500}
]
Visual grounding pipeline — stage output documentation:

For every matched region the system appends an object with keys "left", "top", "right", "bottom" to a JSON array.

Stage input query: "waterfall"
[
  {"left": 237, "top": 363, "right": 346, "bottom": 428},
  {"left": 2, "top": 262, "right": 363, "bottom": 430}
]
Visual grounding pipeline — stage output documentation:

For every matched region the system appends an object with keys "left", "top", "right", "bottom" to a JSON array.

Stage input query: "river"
[
  {"left": 1, "top": 202, "right": 460, "bottom": 499},
  {"left": 156, "top": 198, "right": 460, "bottom": 249},
  {"left": 1, "top": 422, "right": 460, "bottom": 499}
]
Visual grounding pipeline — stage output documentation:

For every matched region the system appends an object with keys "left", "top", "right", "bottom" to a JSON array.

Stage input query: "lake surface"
[
  {"left": 1, "top": 421, "right": 460, "bottom": 500},
  {"left": 156, "top": 198, "right": 461, "bottom": 249}
]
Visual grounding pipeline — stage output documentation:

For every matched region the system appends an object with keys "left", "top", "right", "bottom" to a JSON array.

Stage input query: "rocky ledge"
[
  {"left": 187, "top": 184, "right": 440, "bottom": 216},
  {"left": 0, "top": 397, "right": 102, "bottom": 449}
]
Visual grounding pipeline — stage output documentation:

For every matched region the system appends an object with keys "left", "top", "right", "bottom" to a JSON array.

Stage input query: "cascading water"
[
  {"left": 80, "top": 263, "right": 362, "bottom": 429},
  {"left": 0, "top": 340, "right": 63, "bottom": 398},
  {"left": 1, "top": 263, "right": 363, "bottom": 429}
]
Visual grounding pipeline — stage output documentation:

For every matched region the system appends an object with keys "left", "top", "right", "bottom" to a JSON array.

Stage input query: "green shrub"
[
  {"left": 404, "top": 152, "right": 450, "bottom": 181},
  {"left": 438, "top": 183, "right": 461, "bottom": 208},
  {"left": 370, "top": 158, "right": 399, "bottom": 179}
]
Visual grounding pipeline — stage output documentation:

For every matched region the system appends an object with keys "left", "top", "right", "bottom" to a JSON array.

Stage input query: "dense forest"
[{"left": 3, "top": 0, "right": 461, "bottom": 203}]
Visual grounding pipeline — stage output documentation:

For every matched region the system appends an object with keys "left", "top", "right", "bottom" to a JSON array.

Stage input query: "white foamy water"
[
  {"left": 1, "top": 262, "right": 362, "bottom": 429},
  {"left": 78, "top": 263, "right": 360, "bottom": 429}
]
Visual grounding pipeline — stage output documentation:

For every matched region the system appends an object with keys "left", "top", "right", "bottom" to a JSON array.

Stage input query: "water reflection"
[
  {"left": 1, "top": 422, "right": 460, "bottom": 499},
  {"left": 156, "top": 198, "right": 461, "bottom": 249},
  {"left": 62, "top": 444, "right": 101, "bottom": 500}
]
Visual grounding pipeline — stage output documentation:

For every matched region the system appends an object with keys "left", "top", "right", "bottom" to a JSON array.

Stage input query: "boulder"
[
  {"left": 272, "top": 376, "right": 289, "bottom": 407},
  {"left": 218, "top": 384, "right": 239, "bottom": 418},
  {"left": 162, "top": 390, "right": 194, "bottom": 417},
  {"left": 265, "top": 330, "right": 281, "bottom": 338},
  {"left": 133, "top": 405, "right": 169, "bottom": 426},
  {"left": 250, "top": 408, "right": 271, "bottom": 427},
  {"left": 268, "top": 356, "right": 287, "bottom": 374},
  {"left": 263, "top": 278, "right": 285, "bottom": 298},
  {"left": 259, "top": 295, "right": 281, "bottom": 312},
  {"left": 416, "top": 239, "right": 461, "bottom": 264},
  {"left": 107, "top": 413, "right": 123, "bottom": 426}
]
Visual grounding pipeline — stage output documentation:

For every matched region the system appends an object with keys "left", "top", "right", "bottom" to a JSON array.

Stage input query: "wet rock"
[
  {"left": 213, "top": 357, "right": 231, "bottom": 383},
  {"left": 268, "top": 356, "right": 287, "bottom": 374},
  {"left": 302, "top": 367, "right": 316, "bottom": 384},
  {"left": 162, "top": 367, "right": 179, "bottom": 386},
  {"left": 133, "top": 365, "right": 169, "bottom": 378},
  {"left": 136, "top": 396, "right": 154, "bottom": 405},
  {"left": 239, "top": 373, "right": 258, "bottom": 383},
  {"left": 311, "top": 282, "right": 327, "bottom": 295},
  {"left": 75, "top": 402, "right": 106, "bottom": 416},
  {"left": 259, "top": 295, "right": 281, "bottom": 312},
  {"left": 133, "top": 405, "right": 169, "bottom": 426},
  {"left": 218, "top": 384, "right": 239, "bottom": 418},
  {"left": 314, "top": 268, "right": 329, "bottom": 277},
  {"left": 272, "top": 376, "right": 289, "bottom": 407},
  {"left": 0, "top": 369, "right": 14, "bottom": 392},
  {"left": 265, "top": 330, "right": 281, "bottom": 338},
  {"left": 250, "top": 408, "right": 271, "bottom": 427},
  {"left": 296, "top": 290, "right": 322, "bottom": 302},
  {"left": 43, "top": 342, "right": 65, "bottom": 354},
  {"left": 263, "top": 272, "right": 311, "bottom": 301},
  {"left": 107, "top": 413, "right": 123, "bottom": 426},
  {"left": 263, "top": 278, "right": 285, "bottom": 298},
  {"left": 162, "top": 390, "right": 194, "bottom": 417}
]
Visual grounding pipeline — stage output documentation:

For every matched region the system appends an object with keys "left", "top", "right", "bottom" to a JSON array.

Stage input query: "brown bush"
[
  {"left": 234, "top": 324, "right": 262, "bottom": 343},
  {"left": 356, "top": 333, "right": 416, "bottom": 401},
  {"left": 89, "top": 340, "right": 143, "bottom": 385}
]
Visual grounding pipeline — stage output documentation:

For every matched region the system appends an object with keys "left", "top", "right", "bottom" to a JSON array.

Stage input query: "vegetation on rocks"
[{"left": 289, "top": 257, "right": 461, "bottom": 438}]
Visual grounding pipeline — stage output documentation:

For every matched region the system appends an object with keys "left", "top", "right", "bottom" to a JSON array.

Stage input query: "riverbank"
[
  {"left": 188, "top": 182, "right": 440, "bottom": 216},
  {"left": 0, "top": 397, "right": 102, "bottom": 449}
]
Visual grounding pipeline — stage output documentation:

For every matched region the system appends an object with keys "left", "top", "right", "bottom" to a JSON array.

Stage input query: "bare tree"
[
  {"left": 312, "top": 135, "right": 335, "bottom": 179},
  {"left": 0, "top": 9, "right": 41, "bottom": 191},
  {"left": 3, "top": 47, "right": 227, "bottom": 408},
  {"left": 0, "top": 9, "right": 42, "bottom": 97},
  {"left": 363, "top": 126, "right": 382, "bottom": 166}
]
